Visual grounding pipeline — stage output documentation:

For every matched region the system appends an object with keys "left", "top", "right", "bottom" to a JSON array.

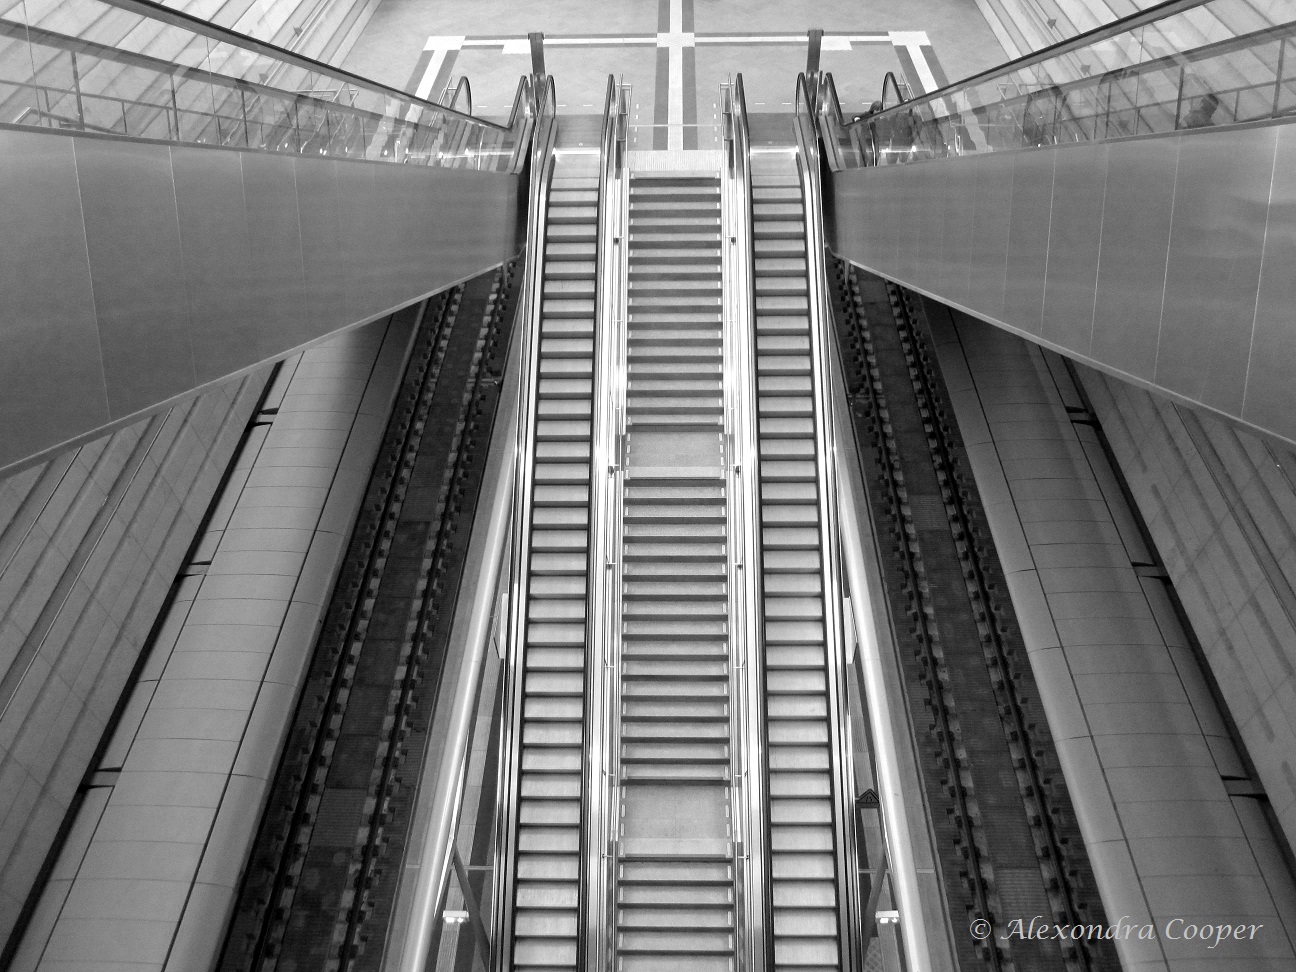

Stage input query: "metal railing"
[
  {"left": 1, "top": 0, "right": 534, "bottom": 170},
  {"left": 817, "top": 0, "right": 1296, "bottom": 168},
  {"left": 585, "top": 73, "right": 631, "bottom": 972},
  {"left": 484, "top": 71, "right": 563, "bottom": 971},
  {"left": 440, "top": 76, "right": 473, "bottom": 115},
  {"left": 720, "top": 72, "right": 770, "bottom": 972},
  {"left": 792, "top": 71, "right": 868, "bottom": 972}
]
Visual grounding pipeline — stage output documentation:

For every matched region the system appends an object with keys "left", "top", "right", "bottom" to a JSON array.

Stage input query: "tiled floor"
[{"left": 339, "top": 0, "right": 1007, "bottom": 142}]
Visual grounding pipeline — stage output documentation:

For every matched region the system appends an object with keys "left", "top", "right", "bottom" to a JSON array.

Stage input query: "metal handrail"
[
  {"left": 0, "top": 0, "right": 544, "bottom": 170},
  {"left": 487, "top": 70, "right": 559, "bottom": 971},
  {"left": 825, "top": 0, "right": 1296, "bottom": 167},
  {"left": 441, "top": 76, "right": 473, "bottom": 115},
  {"left": 792, "top": 71, "right": 866, "bottom": 972},
  {"left": 585, "top": 73, "right": 631, "bottom": 972},
  {"left": 857, "top": 0, "right": 1209, "bottom": 131},
  {"left": 815, "top": 72, "right": 876, "bottom": 169},
  {"left": 720, "top": 72, "right": 770, "bottom": 972},
  {"left": 93, "top": 0, "right": 499, "bottom": 129}
]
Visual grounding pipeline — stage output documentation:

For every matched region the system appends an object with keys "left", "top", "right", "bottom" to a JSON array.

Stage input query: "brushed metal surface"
[
  {"left": 967, "top": 153, "right": 1011, "bottom": 321},
  {"left": 0, "top": 129, "right": 108, "bottom": 461},
  {"left": 243, "top": 149, "right": 314, "bottom": 352},
  {"left": 0, "top": 130, "right": 519, "bottom": 476},
  {"left": 830, "top": 120, "right": 1296, "bottom": 449},
  {"left": 894, "top": 161, "right": 929, "bottom": 285},
  {"left": 172, "top": 145, "right": 260, "bottom": 383},
  {"left": 1091, "top": 136, "right": 1177, "bottom": 382},
  {"left": 294, "top": 158, "right": 349, "bottom": 338},
  {"left": 1041, "top": 141, "right": 1107, "bottom": 354},
  {"left": 1002, "top": 149, "right": 1054, "bottom": 336},
  {"left": 1242, "top": 123, "right": 1296, "bottom": 443},
  {"left": 1157, "top": 125, "right": 1275, "bottom": 416},
  {"left": 912, "top": 161, "right": 947, "bottom": 287},
  {"left": 76, "top": 136, "right": 196, "bottom": 417},
  {"left": 339, "top": 156, "right": 383, "bottom": 322},
  {"left": 937, "top": 157, "right": 975, "bottom": 307}
]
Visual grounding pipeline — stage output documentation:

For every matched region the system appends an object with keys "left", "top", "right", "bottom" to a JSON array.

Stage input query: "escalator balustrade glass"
[
  {"left": 819, "top": 0, "right": 1296, "bottom": 167},
  {"left": 0, "top": 0, "right": 532, "bottom": 167}
]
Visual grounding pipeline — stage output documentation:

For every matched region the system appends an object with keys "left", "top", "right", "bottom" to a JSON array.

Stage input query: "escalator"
[
  {"left": 499, "top": 149, "right": 602, "bottom": 971},
  {"left": 748, "top": 152, "right": 846, "bottom": 972}
]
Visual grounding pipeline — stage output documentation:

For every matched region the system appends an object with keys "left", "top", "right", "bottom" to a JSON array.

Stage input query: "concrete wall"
[
  {"left": 0, "top": 368, "right": 270, "bottom": 955},
  {"left": 1080, "top": 365, "right": 1296, "bottom": 864},
  {"left": 926, "top": 303, "right": 1296, "bottom": 971},
  {"left": 10, "top": 309, "right": 420, "bottom": 972}
]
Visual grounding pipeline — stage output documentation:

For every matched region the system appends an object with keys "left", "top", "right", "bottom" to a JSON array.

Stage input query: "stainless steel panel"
[
  {"left": 373, "top": 161, "right": 423, "bottom": 301},
  {"left": 937, "top": 157, "right": 975, "bottom": 308},
  {"left": 417, "top": 168, "right": 514, "bottom": 294},
  {"left": 1002, "top": 149, "right": 1054, "bottom": 337},
  {"left": 833, "top": 167, "right": 887, "bottom": 272},
  {"left": 0, "top": 129, "right": 108, "bottom": 469},
  {"left": 903, "top": 161, "right": 946, "bottom": 288},
  {"left": 171, "top": 146, "right": 260, "bottom": 384},
  {"left": 0, "top": 131, "right": 520, "bottom": 476},
  {"left": 1042, "top": 142, "right": 1107, "bottom": 354},
  {"left": 1241, "top": 123, "right": 1296, "bottom": 443},
  {"left": 75, "top": 137, "right": 195, "bottom": 418},
  {"left": 967, "top": 153, "right": 1012, "bottom": 321},
  {"left": 827, "top": 123, "right": 1296, "bottom": 448},
  {"left": 293, "top": 158, "right": 348, "bottom": 339},
  {"left": 883, "top": 165, "right": 903, "bottom": 274},
  {"left": 893, "top": 160, "right": 923, "bottom": 284},
  {"left": 1091, "top": 136, "right": 1177, "bottom": 382},
  {"left": 1157, "top": 125, "right": 1275, "bottom": 417},
  {"left": 337, "top": 159, "right": 382, "bottom": 323},
  {"left": 241, "top": 150, "right": 312, "bottom": 353}
]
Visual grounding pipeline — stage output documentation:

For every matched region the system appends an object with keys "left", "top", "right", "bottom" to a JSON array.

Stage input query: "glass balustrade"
[
  {"left": 0, "top": 0, "right": 535, "bottom": 169},
  {"left": 818, "top": 0, "right": 1296, "bottom": 167}
]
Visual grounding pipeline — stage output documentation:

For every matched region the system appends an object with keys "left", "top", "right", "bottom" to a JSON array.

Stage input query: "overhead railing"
[
  {"left": 0, "top": 0, "right": 534, "bottom": 168},
  {"left": 817, "top": 0, "right": 1296, "bottom": 168}
]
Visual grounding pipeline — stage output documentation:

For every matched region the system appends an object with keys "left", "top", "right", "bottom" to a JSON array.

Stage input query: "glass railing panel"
[
  {"left": 828, "top": 0, "right": 1296, "bottom": 168},
  {"left": 0, "top": 0, "right": 530, "bottom": 169}
]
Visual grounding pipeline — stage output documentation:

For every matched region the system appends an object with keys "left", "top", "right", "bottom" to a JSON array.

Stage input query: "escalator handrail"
[
  {"left": 3, "top": 10, "right": 538, "bottom": 170},
  {"left": 584, "top": 72, "right": 631, "bottom": 972},
  {"left": 793, "top": 70, "right": 869, "bottom": 971},
  {"left": 880, "top": 71, "right": 910, "bottom": 111},
  {"left": 94, "top": 0, "right": 509, "bottom": 130},
  {"left": 721, "top": 70, "right": 772, "bottom": 972},
  {"left": 814, "top": 71, "right": 877, "bottom": 169},
  {"left": 855, "top": 0, "right": 1210, "bottom": 132},
  {"left": 441, "top": 76, "right": 473, "bottom": 115},
  {"left": 837, "top": 0, "right": 1295, "bottom": 161},
  {"left": 487, "top": 72, "right": 560, "bottom": 970}
]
